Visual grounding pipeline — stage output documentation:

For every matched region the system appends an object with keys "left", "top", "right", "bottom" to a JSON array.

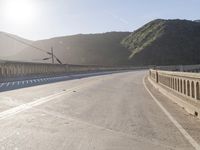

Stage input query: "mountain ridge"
[
  {"left": 1, "top": 19, "right": 200, "bottom": 66},
  {"left": 121, "top": 19, "right": 200, "bottom": 66}
]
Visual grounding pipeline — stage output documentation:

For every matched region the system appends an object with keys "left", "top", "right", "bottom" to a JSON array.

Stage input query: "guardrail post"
[
  {"left": 155, "top": 71, "right": 159, "bottom": 83},
  {"left": 194, "top": 81, "right": 197, "bottom": 100},
  {"left": 196, "top": 82, "right": 200, "bottom": 100},
  {"left": 149, "top": 70, "right": 151, "bottom": 77}
]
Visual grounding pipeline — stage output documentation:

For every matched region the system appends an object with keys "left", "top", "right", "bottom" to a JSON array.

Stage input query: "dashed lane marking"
[
  {"left": 0, "top": 83, "right": 4, "bottom": 88},
  {"left": 6, "top": 83, "right": 9, "bottom": 87},
  {"left": 0, "top": 86, "right": 84, "bottom": 120}
]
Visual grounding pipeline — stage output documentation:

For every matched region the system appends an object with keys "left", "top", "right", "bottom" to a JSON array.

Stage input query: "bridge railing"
[
  {"left": 0, "top": 60, "right": 149, "bottom": 82},
  {"left": 149, "top": 69, "right": 200, "bottom": 101},
  {"left": 154, "top": 64, "right": 200, "bottom": 72}
]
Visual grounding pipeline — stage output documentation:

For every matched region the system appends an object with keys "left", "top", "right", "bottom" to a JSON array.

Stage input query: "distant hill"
[
  {"left": 2, "top": 19, "right": 200, "bottom": 66},
  {"left": 122, "top": 19, "right": 200, "bottom": 66},
  {"left": 11, "top": 32, "right": 131, "bottom": 66},
  {"left": 0, "top": 32, "right": 33, "bottom": 59}
]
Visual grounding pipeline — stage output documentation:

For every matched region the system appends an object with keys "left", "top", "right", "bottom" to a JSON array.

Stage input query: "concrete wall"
[
  {"left": 0, "top": 61, "right": 68, "bottom": 79},
  {"left": 0, "top": 61, "right": 101, "bottom": 82},
  {"left": 154, "top": 64, "right": 200, "bottom": 72},
  {"left": 0, "top": 60, "right": 149, "bottom": 82},
  {"left": 149, "top": 69, "right": 200, "bottom": 101}
]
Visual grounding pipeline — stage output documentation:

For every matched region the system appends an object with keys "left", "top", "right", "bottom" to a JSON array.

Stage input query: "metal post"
[{"left": 51, "top": 47, "right": 54, "bottom": 64}]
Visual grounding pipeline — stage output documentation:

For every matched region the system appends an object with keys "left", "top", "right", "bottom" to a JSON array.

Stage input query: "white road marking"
[
  {"left": 6, "top": 82, "right": 10, "bottom": 87},
  {"left": 17, "top": 81, "right": 20, "bottom": 85},
  {"left": 143, "top": 77, "right": 200, "bottom": 150},
  {"left": 0, "top": 85, "right": 86, "bottom": 121},
  {"left": 26, "top": 80, "right": 29, "bottom": 84},
  {"left": 22, "top": 81, "right": 24, "bottom": 85},
  {"left": 0, "top": 83, "right": 4, "bottom": 88},
  {"left": 12, "top": 82, "right": 15, "bottom": 86}
]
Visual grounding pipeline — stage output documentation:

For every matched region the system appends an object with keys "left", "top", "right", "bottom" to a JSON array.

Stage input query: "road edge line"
[{"left": 143, "top": 76, "right": 200, "bottom": 150}]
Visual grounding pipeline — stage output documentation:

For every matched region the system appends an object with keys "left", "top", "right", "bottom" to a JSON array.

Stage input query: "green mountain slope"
[{"left": 122, "top": 19, "right": 200, "bottom": 66}]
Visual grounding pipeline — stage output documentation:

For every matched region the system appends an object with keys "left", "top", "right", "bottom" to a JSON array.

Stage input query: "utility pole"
[
  {"left": 51, "top": 47, "right": 54, "bottom": 64},
  {"left": 45, "top": 46, "right": 62, "bottom": 64}
]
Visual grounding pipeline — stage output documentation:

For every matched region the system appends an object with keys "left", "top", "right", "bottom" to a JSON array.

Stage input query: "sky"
[{"left": 0, "top": 0, "right": 199, "bottom": 40}]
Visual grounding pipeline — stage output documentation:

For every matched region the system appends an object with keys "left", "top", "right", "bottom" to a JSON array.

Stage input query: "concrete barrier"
[
  {"left": 0, "top": 60, "right": 149, "bottom": 82},
  {"left": 149, "top": 69, "right": 200, "bottom": 101},
  {"left": 0, "top": 60, "right": 68, "bottom": 80},
  {"left": 148, "top": 69, "right": 200, "bottom": 118},
  {"left": 154, "top": 64, "right": 200, "bottom": 72}
]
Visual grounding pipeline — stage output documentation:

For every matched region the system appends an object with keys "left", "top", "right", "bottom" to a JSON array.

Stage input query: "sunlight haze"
[{"left": 0, "top": 0, "right": 199, "bottom": 40}]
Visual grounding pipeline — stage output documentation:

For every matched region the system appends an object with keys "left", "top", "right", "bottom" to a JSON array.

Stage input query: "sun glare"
[{"left": 3, "top": 0, "right": 36, "bottom": 24}]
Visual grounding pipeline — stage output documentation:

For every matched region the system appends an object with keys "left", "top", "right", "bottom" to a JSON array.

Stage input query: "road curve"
[
  {"left": 0, "top": 70, "right": 199, "bottom": 150},
  {"left": 0, "top": 71, "right": 120, "bottom": 92}
]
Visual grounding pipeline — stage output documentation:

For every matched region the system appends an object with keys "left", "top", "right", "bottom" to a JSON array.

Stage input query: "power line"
[
  {"left": 1, "top": 32, "right": 49, "bottom": 54},
  {"left": 1, "top": 33, "right": 63, "bottom": 64}
]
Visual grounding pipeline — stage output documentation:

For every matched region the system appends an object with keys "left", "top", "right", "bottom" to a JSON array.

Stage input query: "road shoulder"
[{"left": 144, "top": 76, "right": 200, "bottom": 148}]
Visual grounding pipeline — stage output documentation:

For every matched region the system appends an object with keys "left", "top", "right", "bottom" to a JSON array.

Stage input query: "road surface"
[{"left": 0, "top": 70, "right": 200, "bottom": 150}]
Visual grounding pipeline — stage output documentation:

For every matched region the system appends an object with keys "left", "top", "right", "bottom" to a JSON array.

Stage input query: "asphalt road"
[{"left": 0, "top": 70, "right": 200, "bottom": 150}]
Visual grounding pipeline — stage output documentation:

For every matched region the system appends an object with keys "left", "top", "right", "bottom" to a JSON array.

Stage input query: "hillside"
[
  {"left": 11, "top": 32, "right": 131, "bottom": 66},
  {"left": 121, "top": 19, "right": 200, "bottom": 66},
  {"left": 0, "top": 32, "right": 33, "bottom": 59},
  {"left": 2, "top": 19, "right": 200, "bottom": 66}
]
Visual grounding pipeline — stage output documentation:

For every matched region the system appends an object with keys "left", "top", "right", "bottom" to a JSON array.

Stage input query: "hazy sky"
[{"left": 0, "top": 0, "right": 199, "bottom": 40}]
